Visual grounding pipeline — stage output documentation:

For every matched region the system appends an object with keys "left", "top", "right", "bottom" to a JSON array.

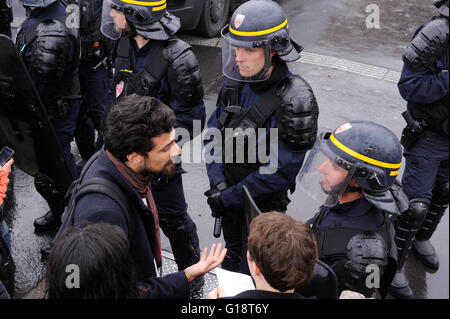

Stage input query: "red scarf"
[{"left": 106, "top": 150, "right": 161, "bottom": 266}]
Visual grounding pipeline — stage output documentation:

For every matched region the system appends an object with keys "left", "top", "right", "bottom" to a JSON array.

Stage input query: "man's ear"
[
  {"left": 247, "top": 251, "right": 261, "bottom": 276},
  {"left": 126, "top": 152, "right": 144, "bottom": 165}
]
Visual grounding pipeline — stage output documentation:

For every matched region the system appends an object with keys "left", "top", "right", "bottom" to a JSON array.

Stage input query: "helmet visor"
[
  {"left": 221, "top": 26, "right": 273, "bottom": 83},
  {"left": 298, "top": 133, "right": 357, "bottom": 207},
  {"left": 101, "top": 0, "right": 123, "bottom": 40}
]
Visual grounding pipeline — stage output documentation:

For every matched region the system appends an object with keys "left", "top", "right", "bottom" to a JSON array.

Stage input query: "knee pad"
[{"left": 404, "top": 198, "right": 430, "bottom": 229}]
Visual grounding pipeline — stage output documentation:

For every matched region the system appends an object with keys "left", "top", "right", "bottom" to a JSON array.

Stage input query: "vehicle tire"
[
  {"left": 196, "top": 0, "right": 231, "bottom": 38},
  {"left": 231, "top": 0, "right": 247, "bottom": 11}
]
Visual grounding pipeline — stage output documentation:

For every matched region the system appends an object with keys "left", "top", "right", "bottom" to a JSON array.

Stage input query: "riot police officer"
[
  {"left": 390, "top": 0, "right": 449, "bottom": 299},
  {"left": 70, "top": 0, "right": 113, "bottom": 166},
  {"left": 299, "top": 121, "right": 404, "bottom": 298},
  {"left": 15, "top": 0, "right": 81, "bottom": 232},
  {"left": 204, "top": 0, "right": 319, "bottom": 272},
  {"left": 0, "top": 0, "right": 12, "bottom": 37},
  {"left": 100, "top": 0, "right": 205, "bottom": 294}
]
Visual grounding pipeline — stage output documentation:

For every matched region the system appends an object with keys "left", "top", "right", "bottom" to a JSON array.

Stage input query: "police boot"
[
  {"left": 389, "top": 268, "right": 413, "bottom": 299},
  {"left": 390, "top": 199, "right": 429, "bottom": 299},
  {"left": 74, "top": 112, "right": 97, "bottom": 161},
  {"left": 33, "top": 173, "right": 66, "bottom": 232},
  {"left": 412, "top": 182, "right": 449, "bottom": 270}
]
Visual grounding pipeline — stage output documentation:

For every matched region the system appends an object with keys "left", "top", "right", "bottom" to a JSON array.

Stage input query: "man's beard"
[
  {"left": 319, "top": 168, "right": 355, "bottom": 195},
  {"left": 144, "top": 160, "right": 176, "bottom": 179}
]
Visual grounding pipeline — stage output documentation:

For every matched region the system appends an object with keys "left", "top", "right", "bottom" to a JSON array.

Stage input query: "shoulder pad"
[
  {"left": 36, "top": 19, "right": 68, "bottom": 38},
  {"left": 32, "top": 19, "right": 69, "bottom": 82},
  {"left": 275, "top": 75, "right": 319, "bottom": 152},
  {"left": 163, "top": 37, "right": 192, "bottom": 62},
  {"left": 403, "top": 17, "right": 449, "bottom": 71},
  {"left": 165, "top": 38, "right": 204, "bottom": 106}
]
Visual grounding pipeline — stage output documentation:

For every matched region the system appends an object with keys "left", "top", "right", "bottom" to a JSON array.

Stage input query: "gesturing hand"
[{"left": 184, "top": 243, "right": 227, "bottom": 282}]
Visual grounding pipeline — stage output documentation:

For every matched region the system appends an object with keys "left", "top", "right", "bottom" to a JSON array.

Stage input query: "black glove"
[
  {"left": 204, "top": 188, "right": 225, "bottom": 218},
  {"left": 204, "top": 181, "right": 229, "bottom": 218}
]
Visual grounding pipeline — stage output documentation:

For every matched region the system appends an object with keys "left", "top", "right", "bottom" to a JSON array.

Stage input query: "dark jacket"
[
  {"left": 205, "top": 70, "right": 307, "bottom": 210},
  {"left": 398, "top": 20, "right": 449, "bottom": 135},
  {"left": 17, "top": 1, "right": 80, "bottom": 107},
  {"left": 308, "top": 197, "right": 396, "bottom": 297},
  {"left": 73, "top": 148, "right": 189, "bottom": 299},
  {"left": 0, "top": 280, "right": 10, "bottom": 299},
  {"left": 308, "top": 197, "right": 386, "bottom": 268},
  {"left": 308, "top": 197, "right": 385, "bottom": 231},
  {"left": 113, "top": 38, "right": 206, "bottom": 140}
]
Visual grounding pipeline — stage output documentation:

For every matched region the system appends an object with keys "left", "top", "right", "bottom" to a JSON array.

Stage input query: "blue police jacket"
[
  {"left": 398, "top": 21, "right": 449, "bottom": 111},
  {"left": 205, "top": 72, "right": 307, "bottom": 210},
  {"left": 117, "top": 39, "right": 206, "bottom": 140},
  {"left": 308, "top": 197, "right": 385, "bottom": 231}
]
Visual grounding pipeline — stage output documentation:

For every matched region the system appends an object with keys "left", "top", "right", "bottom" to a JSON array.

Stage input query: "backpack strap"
[
  {"left": 55, "top": 151, "right": 135, "bottom": 242},
  {"left": 72, "top": 177, "right": 135, "bottom": 236}
]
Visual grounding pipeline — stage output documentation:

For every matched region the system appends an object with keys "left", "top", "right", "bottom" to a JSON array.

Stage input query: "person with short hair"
[{"left": 207, "top": 212, "right": 318, "bottom": 299}]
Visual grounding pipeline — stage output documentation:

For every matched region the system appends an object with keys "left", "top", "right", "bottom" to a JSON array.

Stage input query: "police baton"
[{"left": 211, "top": 182, "right": 229, "bottom": 238}]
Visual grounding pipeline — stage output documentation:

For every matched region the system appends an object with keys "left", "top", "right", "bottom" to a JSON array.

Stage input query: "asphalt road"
[{"left": 3, "top": 0, "right": 448, "bottom": 299}]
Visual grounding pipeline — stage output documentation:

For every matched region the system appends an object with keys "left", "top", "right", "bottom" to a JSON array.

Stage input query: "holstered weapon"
[{"left": 400, "top": 110, "right": 428, "bottom": 150}]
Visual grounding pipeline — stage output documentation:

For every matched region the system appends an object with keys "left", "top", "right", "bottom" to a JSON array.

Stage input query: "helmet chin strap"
[
  {"left": 344, "top": 185, "right": 363, "bottom": 193},
  {"left": 124, "top": 19, "right": 137, "bottom": 38},
  {"left": 323, "top": 172, "right": 362, "bottom": 197},
  {"left": 242, "top": 46, "right": 273, "bottom": 81}
]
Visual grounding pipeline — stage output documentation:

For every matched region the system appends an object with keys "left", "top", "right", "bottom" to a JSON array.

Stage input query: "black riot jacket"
[
  {"left": 15, "top": 1, "right": 81, "bottom": 115},
  {"left": 311, "top": 198, "right": 398, "bottom": 298},
  {"left": 400, "top": 17, "right": 449, "bottom": 136}
]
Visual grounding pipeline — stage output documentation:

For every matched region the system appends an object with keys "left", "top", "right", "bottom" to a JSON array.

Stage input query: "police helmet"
[
  {"left": 101, "top": 0, "right": 180, "bottom": 40},
  {"left": 221, "top": 0, "right": 303, "bottom": 82},
  {"left": 298, "top": 121, "right": 403, "bottom": 206},
  {"left": 17, "top": 0, "right": 57, "bottom": 7},
  {"left": 320, "top": 121, "right": 402, "bottom": 193}
]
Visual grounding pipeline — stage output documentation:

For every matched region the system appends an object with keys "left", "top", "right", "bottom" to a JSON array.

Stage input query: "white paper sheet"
[{"left": 214, "top": 267, "right": 255, "bottom": 297}]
